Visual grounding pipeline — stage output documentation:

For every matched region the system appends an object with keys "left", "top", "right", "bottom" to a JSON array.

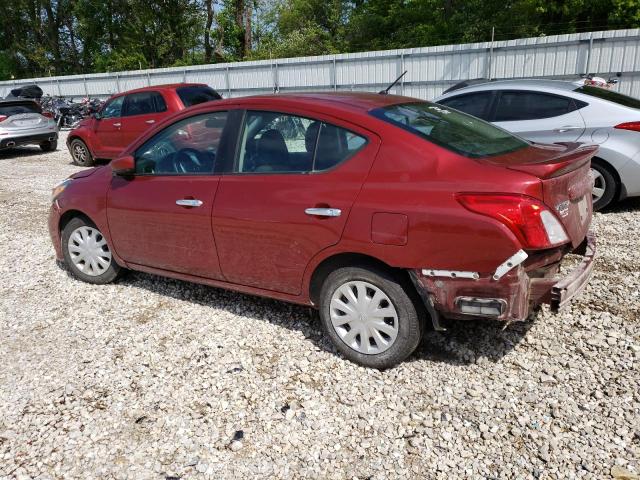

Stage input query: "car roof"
[
  {"left": 191, "top": 91, "right": 421, "bottom": 113},
  {"left": 112, "top": 82, "right": 211, "bottom": 96},
  {"left": 439, "top": 79, "right": 581, "bottom": 97},
  {"left": 0, "top": 98, "right": 39, "bottom": 105}
]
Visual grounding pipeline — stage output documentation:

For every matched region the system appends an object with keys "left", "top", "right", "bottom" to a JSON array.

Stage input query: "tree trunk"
[{"left": 204, "top": 0, "right": 214, "bottom": 63}]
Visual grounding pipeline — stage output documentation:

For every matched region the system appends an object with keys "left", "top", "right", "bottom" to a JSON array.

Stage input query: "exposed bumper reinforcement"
[{"left": 531, "top": 232, "right": 596, "bottom": 312}]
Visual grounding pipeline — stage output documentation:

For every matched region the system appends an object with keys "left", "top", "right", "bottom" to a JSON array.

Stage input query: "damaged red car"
[{"left": 48, "top": 93, "right": 596, "bottom": 368}]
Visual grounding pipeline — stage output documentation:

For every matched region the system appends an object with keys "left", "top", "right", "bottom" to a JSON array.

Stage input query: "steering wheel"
[{"left": 173, "top": 148, "right": 203, "bottom": 173}]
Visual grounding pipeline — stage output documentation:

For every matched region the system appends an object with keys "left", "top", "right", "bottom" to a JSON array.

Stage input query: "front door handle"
[
  {"left": 112, "top": 122, "right": 121, "bottom": 128},
  {"left": 305, "top": 207, "right": 341, "bottom": 217},
  {"left": 176, "top": 199, "right": 203, "bottom": 207},
  {"left": 145, "top": 120, "right": 156, "bottom": 124},
  {"left": 554, "top": 125, "right": 582, "bottom": 132}
]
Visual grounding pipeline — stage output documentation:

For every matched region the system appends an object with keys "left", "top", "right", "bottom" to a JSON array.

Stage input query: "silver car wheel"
[
  {"left": 590, "top": 167, "right": 606, "bottom": 203},
  {"left": 330, "top": 280, "right": 399, "bottom": 355},
  {"left": 73, "top": 143, "right": 87, "bottom": 163},
  {"left": 67, "top": 226, "right": 112, "bottom": 277}
]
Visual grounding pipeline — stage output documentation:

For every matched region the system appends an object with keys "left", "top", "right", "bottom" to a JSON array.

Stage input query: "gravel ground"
[{"left": 0, "top": 131, "right": 639, "bottom": 479}]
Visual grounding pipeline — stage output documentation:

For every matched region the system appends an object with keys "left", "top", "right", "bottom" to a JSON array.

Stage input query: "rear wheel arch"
[
  {"left": 591, "top": 156, "right": 622, "bottom": 208},
  {"left": 308, "top": 252, "right": 421, "bottom": 308}
]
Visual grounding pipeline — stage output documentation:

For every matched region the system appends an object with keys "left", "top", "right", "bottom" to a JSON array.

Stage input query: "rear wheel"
[
  {"left": 61, "top": 217, "right": 121, "bottom": 284},
  {"left": 40, "top": 140, "right": 57, "bottom": 152},
  {"left": 319, "top": 265, "right": 422, "bottom": 369},
  {"left": 69, "top": 138, "right": 95, "bottom": 167},
  {"left": 590, "top": 160, "right": 617, "bottom": 211}
]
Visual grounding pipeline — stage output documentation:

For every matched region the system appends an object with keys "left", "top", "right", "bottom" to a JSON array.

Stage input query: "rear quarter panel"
[{"left": 303, "top": 125, "right": 544, "bottom": 282}]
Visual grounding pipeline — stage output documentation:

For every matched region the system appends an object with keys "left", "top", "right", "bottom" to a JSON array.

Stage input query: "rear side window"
[
  {"left": 494, "top": 91, "right": 574, "bottom": 121},
  {"left": 371, "top": 102, "right": 527, "bottom": 158},
  {"left": 438, "top": 92, "right": 493, "bottom": 120},
  {"left": 177, "top": 86, "right": 222, "bottom": 107},
  {"left": 0, "top": 102, "right": 40, "bottom": 116},
  {"left": 236, "top": 111, "right": 367, "bottom": 173},
  {"left": 124, "top": 92, "right": 165, "bottom": 116},
  {"left": 574, "top": 85, "right": 640, "bottom": 109}
]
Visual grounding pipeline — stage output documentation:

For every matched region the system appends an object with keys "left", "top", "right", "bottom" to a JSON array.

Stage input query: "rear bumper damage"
[{"left": 411, "top": 232, "right": 596, "bottom": 324}]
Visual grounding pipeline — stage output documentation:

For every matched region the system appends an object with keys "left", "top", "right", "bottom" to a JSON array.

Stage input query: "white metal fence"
[{"left": 2, "top": 28, "right": 640, "bottom": 101}]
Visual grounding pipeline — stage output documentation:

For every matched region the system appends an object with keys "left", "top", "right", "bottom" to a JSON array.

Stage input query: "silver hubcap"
[
  {"left": 73, "top": 143, "right": 87, "bottom": 162},
  {"left": 67, "top": 226, "right": 112, "bottom": 276},
  {"left": 590, "top": 168, "right": 606, "bottom": 203},
  {"left": 330, "top": 281, "right": 399, "bottom": 355}
]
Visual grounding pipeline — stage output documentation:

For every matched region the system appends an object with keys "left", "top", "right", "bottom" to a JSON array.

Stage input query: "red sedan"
[
  {"left": 49, "top": 93, "right": 596, "bottom": 368},
  {"left": 66, "top": 83, "right": 222, "bottom": 166}
]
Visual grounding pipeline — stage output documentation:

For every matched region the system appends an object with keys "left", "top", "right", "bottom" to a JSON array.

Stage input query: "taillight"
[
  {"left": 0, "top": 115, "right": 7, "bottom": 122},
  {"left": 456, "top": 193, "right": 569, "bottom": 250},
  {"left": 614, "top": 121, "right": 640, "bottom": 132},
  {"left": 42, "top": 111, "right": 54, "bottom": 119}
]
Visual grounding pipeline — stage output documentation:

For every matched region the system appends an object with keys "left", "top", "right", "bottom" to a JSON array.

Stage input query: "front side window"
[
  {"left": 102, "top": 96, "right": 124, "bottom": 118},
  {"left": 236, "top": 111, "right": 367, "bottom": 173},
  {"left": 438, "top": 92, "right": 493, "bottom": 120},
  {"left": 134, "top": 111, "right": 228, "bottom": 175},
  {"left": 494, "top": 91, "right": 574, "bottom": 121},
  {"left": 371, "top": 102, "right": 527, "bottom": 158}
]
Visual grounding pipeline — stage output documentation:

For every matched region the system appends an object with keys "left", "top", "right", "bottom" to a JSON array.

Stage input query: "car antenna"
[{"left": 379, "top": 71, "right": 408, "bottom": 95}]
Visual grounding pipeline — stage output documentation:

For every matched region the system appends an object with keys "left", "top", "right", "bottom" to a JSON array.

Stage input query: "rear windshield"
[
  {"left": 0, "top": 102, "right": 41, "bottom": 116},
  {"left": 176, "top": 86, "right": 222, "bottom": 107},
  {"left": 370, "top": 102, "right": 528, "bottom": 158},
  {"left": 574, "top": 85, "right": 640, "bottom": 109}
]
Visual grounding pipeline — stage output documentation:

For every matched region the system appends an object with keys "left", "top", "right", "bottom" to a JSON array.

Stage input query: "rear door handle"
[
  {"left": 305, "top": 207, "right": 341, "bottom": 217},
  {"left": 145, "top": 120, "right": 156, "bottom": 124},
  {"left": 112, "top": 122, "right": 121, "bottom": 128},
  {"left": 555, "top": 125, "right": 582, "bottom": 132},
  {"left": 176, "top": 199, "right": 203, "bottom": 207}
]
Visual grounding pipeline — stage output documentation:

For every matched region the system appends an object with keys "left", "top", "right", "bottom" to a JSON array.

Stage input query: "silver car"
[
  {"left": 0, "top": 99, "right": 58, "bottom": 152},
  {"left": 435, "top": 79, "right": 640, "bottom": 210}
]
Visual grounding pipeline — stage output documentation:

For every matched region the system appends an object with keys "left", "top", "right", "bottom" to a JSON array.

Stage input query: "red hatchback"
[
  {"left": 49, "top": 93, "right": 596, "bottom": 368},
  {"left": 66, "top": 83, "right": 221, "bottom": 166}
]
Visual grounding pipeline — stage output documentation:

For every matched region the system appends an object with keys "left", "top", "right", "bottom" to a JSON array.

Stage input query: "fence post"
[
  {"left": 83, "top": 76, "right": 89, "bottom": 97},
  {"left": 115, "top": 74, "right": 121, "bottom": 93},
  {"left": 147, "top": 72, "right": 151, "bottom": 86},
  {"left": 225, "top": 66, "right": 231, "bottom": 97},
  {"left": 273, "top": 61, "right": 279, "bottom": 93},
  {"left": 332, "top": 57, "right": 337, "bottom": 91},
  {"left": 398, "top": 53, "right": 405, "bottom": 95},
  {"left": 487, "top": 26, "right": 495, "bottom": 80},
  {"left": 585, "top": 32, "right": 594, "bottom": 75},
  {"left": 57, "top": 79, "right": 62, "bottom": 96}
]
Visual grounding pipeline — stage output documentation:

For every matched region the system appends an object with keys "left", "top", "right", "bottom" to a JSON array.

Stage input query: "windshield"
[
  {"left": 574, "top": 85, "right": 640, "bottom": 109},
  {"left": 370, "top": 102, "right": 528, "bottom": 158},
  {"left": 177, "top": 86, "right": 222, "bottom": 107}
]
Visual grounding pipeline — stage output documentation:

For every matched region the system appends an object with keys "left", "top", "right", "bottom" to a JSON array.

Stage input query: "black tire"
[
  {"left": 319, "top": 265, "right": 423, "bottom": 369},
  {"left": 69, "top": 138, "right": 95, "bottom": 166},
  {"left": 61, "top": 217, "right": 121, "bottom": 284},
  {"left": 591, "top": 160, "right": 618, "bottom": 211},
  {"left": 40, "top": 140, "right": 57, "bottom": 152}
]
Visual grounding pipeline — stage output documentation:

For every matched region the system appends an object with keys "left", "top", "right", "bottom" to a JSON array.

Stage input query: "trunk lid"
[{"left": 484, "top": 142, "right": 597, "bottom": 248}]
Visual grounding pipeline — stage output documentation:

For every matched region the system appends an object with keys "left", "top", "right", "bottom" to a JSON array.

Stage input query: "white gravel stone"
[{"left": 0, "top": 131, "right": 639, "bottom": 478}]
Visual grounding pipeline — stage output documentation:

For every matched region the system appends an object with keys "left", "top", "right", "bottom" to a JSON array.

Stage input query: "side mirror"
[{"left": 111, "top": 155, "right": 135, "bottom": 176}]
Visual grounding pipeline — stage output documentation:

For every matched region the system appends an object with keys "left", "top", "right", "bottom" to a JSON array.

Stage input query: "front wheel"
[
  {"left": 319, "top": 265, "right": 423, "bottom": 369},
  {"left": 61, "top": 217, "right": 121, "bottom": 284}
]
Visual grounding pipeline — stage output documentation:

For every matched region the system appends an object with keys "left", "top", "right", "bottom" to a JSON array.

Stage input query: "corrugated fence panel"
[{"left": 2, "top": 29, "right": 640, "bottom": 101}]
